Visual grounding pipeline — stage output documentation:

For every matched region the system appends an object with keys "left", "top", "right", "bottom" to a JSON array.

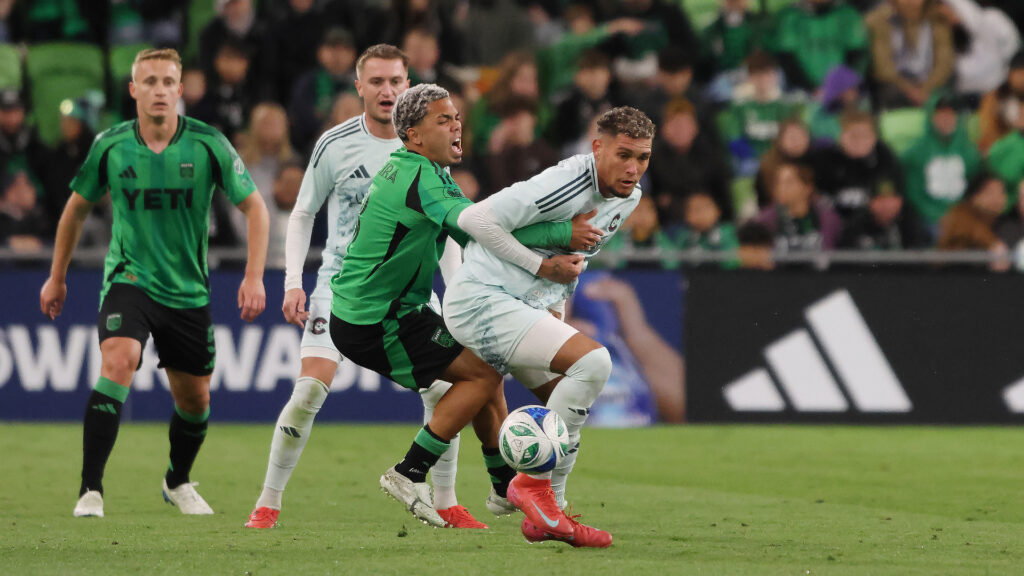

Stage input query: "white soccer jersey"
[
  {"left": 459, "top": 153, "right": 641, "bottom": 309},
  {"left": 294, "top": 114, "right": 401, "bottom": 291}
]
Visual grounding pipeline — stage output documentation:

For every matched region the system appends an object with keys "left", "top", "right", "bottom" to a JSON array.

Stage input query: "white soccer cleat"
[
  {"left": 73, "top": 490, "right": 104, "bottom": 518},
  {"left": 162, "top": 479, "right": 215, "bottom": 515},
  {"left": 485, "top": 487, "right": 517, "bottom": 516},
  {"left": 379, "top": 466, "right": 445, "bottom": 527}
]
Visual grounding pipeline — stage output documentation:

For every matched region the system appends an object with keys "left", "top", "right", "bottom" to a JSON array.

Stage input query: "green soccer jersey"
[
  {"left": 71, "top": 116, "right": 256, "bottom": 309},
  {"left": 331, "top": 148, "right": 471, "bottom": 324}
]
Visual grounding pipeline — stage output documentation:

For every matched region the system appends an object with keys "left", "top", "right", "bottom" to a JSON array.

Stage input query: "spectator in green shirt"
[{"left": 772, "top": 0, "right": 868, "bottom": 92}]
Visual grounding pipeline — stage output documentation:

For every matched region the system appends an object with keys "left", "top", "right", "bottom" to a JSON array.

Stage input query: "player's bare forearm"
[
  {"left": 237, "top": 193, "right": 269, "bottom": 321},
  {"left": 41, "top": 192, "right": 95, "bottom": 319},
  {"left": 49, "top": 192, "right": 94, "bottom": 281},
  {"left": 238, "top": 192, "right": 269, "bottom": 282}
]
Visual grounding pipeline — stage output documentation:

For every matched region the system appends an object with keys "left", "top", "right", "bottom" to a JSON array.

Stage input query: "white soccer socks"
[
  {"left": 545, "top": 347, "right": 612, "bottom": 507},
  {"left": 420, "top": 380, "right": 459, "bottom": 510},
  {"left": 256, "top": 377, "right": 329, "bottom": 510}
]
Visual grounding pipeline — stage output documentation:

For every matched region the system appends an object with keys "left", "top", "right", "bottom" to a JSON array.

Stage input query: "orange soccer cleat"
[
  {"left": 437, "top": 505, "right": 488, "bottom": 529},
  {"left": 506, "top": 473, "right": 573, "bottom": 539},
  {"left": 521, "top": 506, "right": 612, "bottom": 548},
  {"left": 244, "top": 506, "right": 280, "bottom": 529}
]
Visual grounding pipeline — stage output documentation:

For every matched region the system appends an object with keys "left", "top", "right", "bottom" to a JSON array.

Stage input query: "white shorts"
[
  {"left": 301, "top": 283, "right": 442, "bottom": 363},
  {"left": 443, "top": 277, "right": 575, "bottom": 378}
]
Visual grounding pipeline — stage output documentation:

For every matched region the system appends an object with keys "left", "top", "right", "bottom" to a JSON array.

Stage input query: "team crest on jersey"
[
  {"left": 431, "top": 327, "right": 456, "bottom": 348},
  {"left": 125, "top": 273, "right": 138, "bottom": 282},
  {"left": 311, "top": 317, "right": 327, "bottom": 335},
  {"left": 608, "top": 214, "right": 622, "bottom": 232},
  {"left": 234, "top": 157, "right": 245, "bottom": 175},
  {"left": 106, "top": 313, "right": 122, "bottom": 331},
  {"left": 443, "top": 186, "right": 464, "bottom": 199},
  {"left": 180, "top": 163, "right": 194, "bottom": 178}
]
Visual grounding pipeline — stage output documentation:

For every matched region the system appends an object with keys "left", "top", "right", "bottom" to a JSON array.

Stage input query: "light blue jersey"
[
  {"left": 292, "top": 114, "right": 402, "bottom": 293},
  {"left": 458, "top": 154, "right": 641, "bottom": 309}
]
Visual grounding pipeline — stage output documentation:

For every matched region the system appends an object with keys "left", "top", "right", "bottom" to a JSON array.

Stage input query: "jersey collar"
[{"left": 133, "top": 116, "right": 185, "bottom": 149}]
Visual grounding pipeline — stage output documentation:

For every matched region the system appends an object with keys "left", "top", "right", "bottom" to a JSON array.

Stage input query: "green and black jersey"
[
  {"left": 330, "top": 148, "right": 470, "bottom": 324},
  {"left": 72, "top": 116, "right": 256, "bottom": 309}
]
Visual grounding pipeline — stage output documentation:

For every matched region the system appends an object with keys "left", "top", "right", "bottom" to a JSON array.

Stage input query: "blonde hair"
[
  {"left": 131, "top": 48, "right": 183, "bottom": 81},
  {"left": 240, "top": 102, "right": 295, "bottom": 166}
]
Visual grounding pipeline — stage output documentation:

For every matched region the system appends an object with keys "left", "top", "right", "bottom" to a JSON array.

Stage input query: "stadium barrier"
[
  {"left": 4, "top": 248, "right": 1021, "bottom": 424},
  {"left": 0, "top": 267, "right": 680, "bottom": 424}
]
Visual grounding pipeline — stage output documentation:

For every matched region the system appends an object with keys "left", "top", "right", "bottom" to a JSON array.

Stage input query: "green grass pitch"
[{"left": 2, "top": 423, "right": 1024, "bottom": 575}]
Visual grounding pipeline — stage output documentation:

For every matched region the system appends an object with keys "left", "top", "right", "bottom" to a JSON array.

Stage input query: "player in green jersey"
[
  {"left": 39, "top": 48, "right": 270, "bottom": 518},
  {"left": 330, "top": 83, "right": 592, "bottom": 527}
]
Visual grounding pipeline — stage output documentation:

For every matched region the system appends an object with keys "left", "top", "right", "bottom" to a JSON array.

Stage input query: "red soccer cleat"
[
  {"left": 506, "top": 473, "right": 573, "bottom": 539},
  {"left": 521, "top": 506, "right": 612, "bottom": 548},
  {"left": 437, "top": 505, "right": 488, "bottom": 529},
  {"left": 244, "top": 506, "right": 279, "bottom": 529}
]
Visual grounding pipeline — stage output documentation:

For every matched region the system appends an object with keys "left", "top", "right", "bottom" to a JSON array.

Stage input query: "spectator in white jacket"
[{"left": 939, "top": 0, "right": 1020, "bottom": 101}]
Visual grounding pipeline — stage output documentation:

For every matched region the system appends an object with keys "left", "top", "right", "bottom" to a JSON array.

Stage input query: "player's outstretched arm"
[
  {"left": 40, "top": 192, "right": 95, "bottom": 320},
  {"left": 454, "top": 201, "right": 585, "bottom": 284},
  {"left": 236, "top": 192, "right": 269, "bottom": 322}
]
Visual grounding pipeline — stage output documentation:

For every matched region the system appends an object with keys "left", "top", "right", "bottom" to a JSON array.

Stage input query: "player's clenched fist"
[
  {"left": 40, "top": 276, "right": 67, "bottom": 320},
  {"left": 537, "top": 254, "right": 585, "bottom": 284}
]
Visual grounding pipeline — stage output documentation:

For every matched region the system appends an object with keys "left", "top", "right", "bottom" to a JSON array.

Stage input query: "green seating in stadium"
[
  {"left": 26, "top": 42, "right": 105, "bottom": 147},
  {"left": 108, "top": 43, "right": 152, "bottom": 104},
  {"left": 184, "top": 0, "right": 218, "bottom": 65},
  {"left": 0, "top": 43, "right": 22, "bottom": 90},
  {"left": 879, "top": 108, "right": 925, "bottom": 156}
]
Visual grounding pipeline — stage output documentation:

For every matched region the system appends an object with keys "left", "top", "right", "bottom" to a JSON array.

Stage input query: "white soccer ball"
[{"left": 498, "top": 405, "right": 570, "bottom": 474}]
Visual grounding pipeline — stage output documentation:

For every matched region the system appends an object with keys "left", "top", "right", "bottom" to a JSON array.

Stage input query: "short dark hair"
[
  {"left": 657, "top": 45, "right": 692, "bottom": 74},
  {"left": 495, "top": 95, "right": 537, "bottom": 119},
  {"left": 745, "top": 50, "right": 776, "bottom": 74},
  {"left": 663, "top": 98, "right": 695, "bottom": 120},
  {"left": 596, "top": 106, "right": 655, "bottom": 140},
  {"left": 777, "top": 161, "right": 815, "bottom": 187},
  {"left": 577, "top": 48, "right": 610, "bottom": 71},
  {"left": 839, "top": 109, "right": 876, "bottom": 130},
  {"left": 356, "top": 44, "right": 409, "bottom": 77}
]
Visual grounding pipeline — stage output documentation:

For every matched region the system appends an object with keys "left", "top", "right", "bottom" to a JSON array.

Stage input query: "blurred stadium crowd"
[{"left": 1, "top": 0, "right": 1024, "bottom": 271}]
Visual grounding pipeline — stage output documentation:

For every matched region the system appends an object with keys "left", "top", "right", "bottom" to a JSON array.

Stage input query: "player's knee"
[
  {"left": 468, "top": 364, "right": 502, "bottom": 388},
  {"left": 101, "top": 353, "right": 137, "bottom": 381},
  {"left": 183, "top": 390, "right": 211, "bottom": 413},
  {"left": 568, "top": 347, "right": 612, "bottom": 390},
  {"left": 292, "top": 377, "right": 329, "bottom": 413}
]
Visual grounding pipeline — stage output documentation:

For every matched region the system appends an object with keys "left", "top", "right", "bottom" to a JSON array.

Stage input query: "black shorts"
[
  {"left": 98, "top": 283, "right": 215, "bottom": 376},
  {"left": 330, "top": 306, "right": 464, "bottom": 390}
]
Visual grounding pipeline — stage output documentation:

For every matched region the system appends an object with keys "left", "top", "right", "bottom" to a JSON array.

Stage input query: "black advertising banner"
[{"left": 686, "top": 270, "right": 1024, "bottom": 423}]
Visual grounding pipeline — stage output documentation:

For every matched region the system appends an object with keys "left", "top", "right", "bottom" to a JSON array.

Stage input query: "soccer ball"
[{"left": 498, "top": 405, "right": 570, "bottom": 474}]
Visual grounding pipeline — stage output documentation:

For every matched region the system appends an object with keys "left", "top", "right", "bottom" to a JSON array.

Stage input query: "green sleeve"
[
  {"left": 211, "top": 131, "right": 257, "bottom": 204},
  {"left": 842, "top": 7, "right": 868, "bottom": 50},
  {"left": 717, "top": 225, "right": 741, "bottom": 270},
  {"left": 441, "top": 204, "right": 572, "bottom": 249},
  {"left": 420, "top": 170, "right": 472, "bottom": 227},
  {"left": 69, "top": 136, "right": 107, "bottom": 202},
  {"left": 536, "top": 27, "right": 611, "bottom": 97},
  {"left": 512, "top": 220, "right": 572, "bottom": 248},
  {"left": 988, "top": 134, "right": 1024, "bottom": 188},
  {"left": 442, "top": 205, "right": 471, "bottom": 247}
]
